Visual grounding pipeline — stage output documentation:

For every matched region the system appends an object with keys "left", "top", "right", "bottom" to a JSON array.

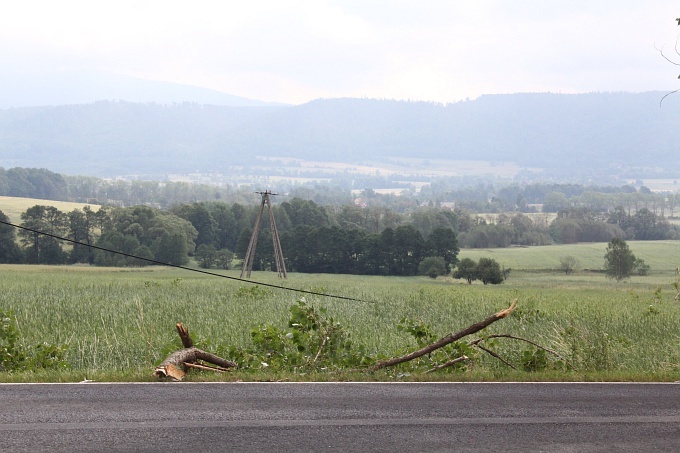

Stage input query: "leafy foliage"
[
  {"left": 476, "top": 257, "right": 505, "bottom": 285},
  {"left": 603, "top": 238, "right": 637, "bottom": 281},
  {"left": 230, "top": 300, "right": 372, "bottom": 371},
  {"left": 521, "top": 348, "right": 549, "bottom": 372},
  {"left": 397, "top": 317, "right": 435, "bottom": 347},
  {"left": 418, "top": 256, "right": 447, "bottom": 279},
  {"left": 0, "top": 310, "right": 68, "bottom": 372},
  {"left": 396, "top": 316, "right": 476, "bottom": 372},
  {"left": 0, "top": 210, "right": 22, "bottom": 263},
  {"left": 559, "top": 255, "right": 579, "bottom": 275},
  {"left": 453, "top": 257, "right": 505, "bottom": 285},
  {"left": 633, "top": 258, "right": 650, "bottom": 276},
  {"left": 0, "top": 310, "right": 25, "bottom": 370},
  {"left": 452, "top": 257, "right": 478, "bottom": 284}
]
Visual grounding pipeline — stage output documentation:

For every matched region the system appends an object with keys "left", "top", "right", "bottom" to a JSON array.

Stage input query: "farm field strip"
[
  {"left": 0, "top": 196, "right": 100, "bottom": 224},
  {"left": 1, "top": 262, "right": 679, "bottom": 381}
]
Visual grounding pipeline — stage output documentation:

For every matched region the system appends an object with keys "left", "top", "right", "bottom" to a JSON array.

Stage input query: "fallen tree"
[
  {"left": 369, "top": 299, "right": 517, "bottom": 372},
  {"left": 154, "top": 323, "right": 237, "bottom": 381},
  {"left": 153, "top": 298, "right": 574, "bottom": 378}
]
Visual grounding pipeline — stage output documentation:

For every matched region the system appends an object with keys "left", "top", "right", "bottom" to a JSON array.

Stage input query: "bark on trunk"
[{"left": 154, "top": 323, "right": 237, "bottom": 381}]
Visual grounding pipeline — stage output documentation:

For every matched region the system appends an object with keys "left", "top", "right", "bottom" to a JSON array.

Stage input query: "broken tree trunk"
[
  {"left": 154, "top": 323, "right": 237, "bottom": 381},
  {"left": 369, "top": 299, "right": 517, "bottom": 372}
]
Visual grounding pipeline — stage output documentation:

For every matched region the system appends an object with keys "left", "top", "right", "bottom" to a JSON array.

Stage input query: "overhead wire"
[{"left": 0, "top": 218, "right": 365, "bottom": 302}]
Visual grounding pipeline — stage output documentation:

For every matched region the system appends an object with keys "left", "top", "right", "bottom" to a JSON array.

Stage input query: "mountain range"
[
  {"left": 0, "top": 70, "right": 284, "bottom": 108},
  {"left": 0, "top": 71, "right": 678, "bottom": 181}
]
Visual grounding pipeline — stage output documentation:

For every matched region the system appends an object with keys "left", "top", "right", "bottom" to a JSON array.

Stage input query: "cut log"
[
  {"left": 154, "top": 324, "right": 237, "bottom": 381},
  {"left": 154, "top": 347, "right": 238, "bottom": 381},
  {"left": 369, "top": 299, "right": 516, "bottom": 372}
]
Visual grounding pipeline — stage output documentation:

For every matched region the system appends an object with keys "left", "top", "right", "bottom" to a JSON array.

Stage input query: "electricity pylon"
[{"left": 240, "top": 190, "right": 287, "bottom": 279}]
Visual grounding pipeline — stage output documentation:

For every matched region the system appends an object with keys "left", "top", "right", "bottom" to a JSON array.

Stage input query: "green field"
[
  {"left": 460, "top": 240, "right": 680, "bottom": 275},
  {"left": 1, "top": 253, "right": 679, "bottom": 382}
]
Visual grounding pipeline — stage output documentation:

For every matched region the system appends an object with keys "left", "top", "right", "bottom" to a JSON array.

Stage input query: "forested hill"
[{"left": 0, "top": 92, "right": 677, "bottom": 177}]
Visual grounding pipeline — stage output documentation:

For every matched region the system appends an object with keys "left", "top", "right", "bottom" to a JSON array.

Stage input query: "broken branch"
[
  {"left": 470, "top": 334, "right": 576, "bottom": 370},
  {"left": 176, "top": 322, "right": 193, "bottom": 348},
  {"left": 369, "top": 299, "right": 517, "bottom": 371},
  {"left": 424, "top": 355, "right": 469, "bottom": 374},
  {"left": 476, "top": 344, "right": 516, "bottom": 369}
]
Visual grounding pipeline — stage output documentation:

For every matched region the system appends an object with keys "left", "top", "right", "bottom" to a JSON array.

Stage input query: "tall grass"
[{"left": 1, "top": 264, "right": 679, "bottom": 380}]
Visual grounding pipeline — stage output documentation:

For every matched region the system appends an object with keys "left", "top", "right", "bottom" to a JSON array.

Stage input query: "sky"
[{"left": 1, "top": 0, "right": 679, "bottom": 105}]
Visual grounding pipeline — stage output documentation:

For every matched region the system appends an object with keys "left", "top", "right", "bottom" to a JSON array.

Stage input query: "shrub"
[
  {"left": 476, "top": 257, "right": 505, "bottom": 285},
  {"left": 418, "top": 256, "right": 447, "bottom": 279}
]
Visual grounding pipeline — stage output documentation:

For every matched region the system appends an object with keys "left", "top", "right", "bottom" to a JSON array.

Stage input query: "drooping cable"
[{"left": 0, "top": 219, "right": 365, "bottom": 302}]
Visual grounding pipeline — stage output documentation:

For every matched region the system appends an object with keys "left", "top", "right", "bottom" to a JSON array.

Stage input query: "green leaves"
[
  {"left": 1, "top": 310, "right": 68, "bottom": 372},
  {"left": 241, "top": 299, "right": 371, "bottom": 371},
  {"left": 0, "top": 311, "right": 25, "bottom": 371},
  {"left": 396, "top": 316, "right": 475, "bottom": 372},
  {"left": 604, "top": 238, "right": 637, "bottom": 281},
  {"left": 397, "top": 317, "right": 434, "bottom": 347},
  {"left": 521, "top": 348, "right": 548, "bottom": 372}
]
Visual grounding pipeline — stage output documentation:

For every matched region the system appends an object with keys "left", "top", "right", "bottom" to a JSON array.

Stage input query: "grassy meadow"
[
  {"left": 459, "top": 240, "right": 680, "bottom": 275},
  {"left": 1, "top": 240, "right": 679, "bottom": 382}
]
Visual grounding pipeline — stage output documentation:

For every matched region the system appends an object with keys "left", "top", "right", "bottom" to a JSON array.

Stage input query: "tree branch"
[
  {"left": 424, "top": 355, "right": 469, "bottom": 373},
  {"left": 660, "top": 89, "right": 680, "bottom": 107},
  {"left": 476, "top": 344, "right": 517, "bottom": 369},
  {"left": 176, "top": 322, "right": 193, "bottom": 348},
  {"left": 470, "top": 334, "right": 576, "bottom": 370},
  {"left": 369, "top": 299, "right": 516, "bottom": 371},
  {"left": 656, "top": 43, "right": 680, "bottom": 66}
]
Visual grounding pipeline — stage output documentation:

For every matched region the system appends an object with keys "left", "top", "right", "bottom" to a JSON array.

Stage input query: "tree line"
[
  {"left": 0, "top": 200, "right": 460, "bottom": 277},
  {"left": 4, "top": 167, "right": 680, "bottom": 219},
  {"left": 457, "top": 207, "right": 679, "bottom": 248},
  {"left": 2, "top": 193, "right": 677, "bottom": 273}
]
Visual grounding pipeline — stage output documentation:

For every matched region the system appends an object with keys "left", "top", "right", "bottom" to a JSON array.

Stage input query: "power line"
[
  {"left": 241, "top": 190, "right": 287, "bottom": 279},
  {"left": 0, "top": 219, "right": 365, "bottom": 302}
]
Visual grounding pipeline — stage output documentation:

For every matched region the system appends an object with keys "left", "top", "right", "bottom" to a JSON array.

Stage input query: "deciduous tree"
[
  {"left": 0, "top": 210, "right": 22, "bottom": 263},
  {"left": 476, "top": 257, "right": 505, "bottom": 285},
  {"left": 603, "top": 238, "right": 636, "bottom": 281},
  {"left": 452, "top": 257, "right": 477, "bottom": 284}
]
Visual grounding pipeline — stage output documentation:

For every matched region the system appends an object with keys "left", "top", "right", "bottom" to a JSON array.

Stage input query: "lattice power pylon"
[{"left": 240, "top": 190, "right": 287, "bottom": 279}]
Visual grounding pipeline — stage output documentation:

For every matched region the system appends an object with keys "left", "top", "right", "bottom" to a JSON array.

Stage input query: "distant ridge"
[
  {"left": 0, "top": 92, "right": 677, "bottom": 179},
  {"left": 0, "top": 70, "right": 287, "bottom": 108}
]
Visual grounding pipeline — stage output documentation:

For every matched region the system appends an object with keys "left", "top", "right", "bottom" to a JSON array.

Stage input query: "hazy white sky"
[{"left": 1, "top": 0, "right": 679, "bottom": 104}]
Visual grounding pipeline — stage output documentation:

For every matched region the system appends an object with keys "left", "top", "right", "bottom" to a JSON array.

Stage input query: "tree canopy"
[{"left": 603, "top": 238, "right": 636, "bottom": 281}]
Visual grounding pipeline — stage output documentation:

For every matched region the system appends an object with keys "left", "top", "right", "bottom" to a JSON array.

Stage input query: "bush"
[
  {"left": 452, "top": 257, "right": 505, "bottom": 284},
  {"left": 453, "top": 258, "right": 478, "bottom": 284},
  {"left": 559, "top": 255, "right": 579, "bottom": 275},
  {"left": 634, "top": 258, "right": 650, "bottom": 276},
  {"left": 418, "top": 256, "right": 447, "bottom": 279},
  {"left": 476, "top": 257, "right": 505, "bottom": 285}
]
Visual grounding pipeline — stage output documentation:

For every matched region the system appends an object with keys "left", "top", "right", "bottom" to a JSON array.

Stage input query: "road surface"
[{"left": 0, "top": 382, "right": 678, "bottom": 452}]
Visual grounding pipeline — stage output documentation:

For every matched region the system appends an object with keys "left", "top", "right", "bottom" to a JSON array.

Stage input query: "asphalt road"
[{"left": 0, "top": 382, "right": 678, "bottom": 452}]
